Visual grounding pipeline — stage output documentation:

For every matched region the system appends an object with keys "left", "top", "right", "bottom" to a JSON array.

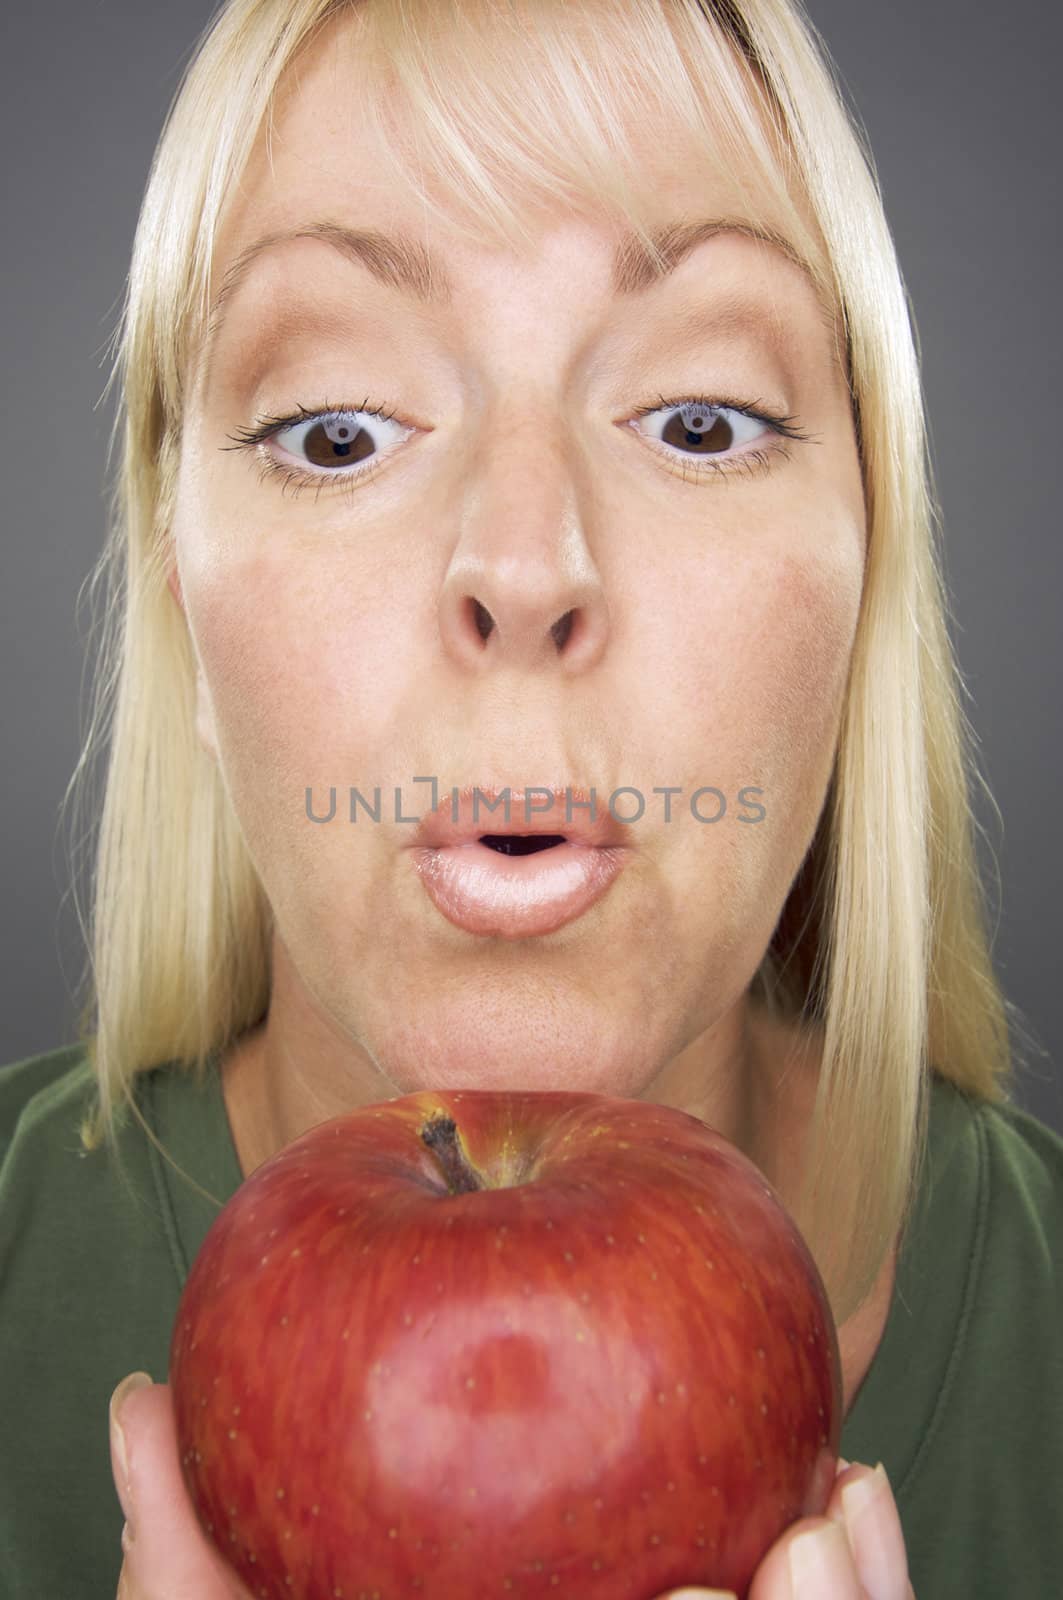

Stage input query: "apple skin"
[{"left": 170, "top": 1089, "right": 841, "bottom": 1600}]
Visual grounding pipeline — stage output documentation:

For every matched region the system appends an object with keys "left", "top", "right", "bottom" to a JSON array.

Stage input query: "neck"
[{"left": 219, "top": 972, "right": 895, "bottom": 1416}]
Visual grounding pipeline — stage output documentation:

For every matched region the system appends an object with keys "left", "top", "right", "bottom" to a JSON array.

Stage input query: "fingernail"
[
  {"left": 840, "top": 1462, "right": 905, "bottom": 1600},
  {"left": 109, "top": 1372, "right": 153, "bottom": 1509},
  {"left": 788, "top": 1520, "right": 854, "bottom": 1594},
  {"left": 840, "top": 1461, "right": 885, "bottom": 1529}
]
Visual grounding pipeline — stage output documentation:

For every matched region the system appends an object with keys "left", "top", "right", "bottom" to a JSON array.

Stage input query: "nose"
[
  {"left": 437, "top": 433, "right": 610, "bottom": 674},
  {"left": 471, "top": 595, "right": 576, "bottom": 651}
]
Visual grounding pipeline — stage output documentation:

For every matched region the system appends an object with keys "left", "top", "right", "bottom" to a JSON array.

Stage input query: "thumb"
[
  {"left": 108, "top": 1373, "right": 249, "bottom": 1598},
  {"left": 109, "top": 1372, "right": 152, "bottom": 1530}
]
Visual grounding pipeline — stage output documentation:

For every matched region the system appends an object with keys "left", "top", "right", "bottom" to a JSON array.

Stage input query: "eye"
[
  {"left": 223, "top": 398, "right": 416, "bottom": 497},
  {"left": 635, "top": 398, "right": 763, "bottom": 455},
  {"left": 224, "top": 391, "right": 811, "bottom": 501},
  {"left": 627, "top": 394, "right": 809, "bottom": 483},
  {"left": 267, "top": 403, "right": 413, "bottom": 470},
  {"left": 273, "top": 406, "right": 414, "bottom": 472}
]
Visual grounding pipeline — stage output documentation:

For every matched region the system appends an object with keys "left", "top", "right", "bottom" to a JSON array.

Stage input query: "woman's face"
[{"left": 170, "top": 20, "right": 866, "bottom": 1106}]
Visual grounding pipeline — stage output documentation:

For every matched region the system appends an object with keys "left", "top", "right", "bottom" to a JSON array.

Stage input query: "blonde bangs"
[
  {"left": 158, "top": 0, "right": 847, "bottom": 418},
  {"left": 339, "top": 0, "right": 827, "bottom": 278}
]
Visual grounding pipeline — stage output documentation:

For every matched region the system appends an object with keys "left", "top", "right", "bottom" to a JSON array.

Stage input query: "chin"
[{"left": 362, "top": 986, "right": 664, "bottom": 1102}]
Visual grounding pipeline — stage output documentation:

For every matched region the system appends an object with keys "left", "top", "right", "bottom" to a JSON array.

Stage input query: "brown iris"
[
  {"left": 302, "top": 419, "right": 376, "bottom": 469},
  {"left": 658, "top": 407, "right": 733, "bottom": 456}
]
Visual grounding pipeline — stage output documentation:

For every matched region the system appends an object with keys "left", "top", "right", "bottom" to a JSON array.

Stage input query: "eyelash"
[{"left": 222, "top": 391, "right": 814, "bottom": 503}]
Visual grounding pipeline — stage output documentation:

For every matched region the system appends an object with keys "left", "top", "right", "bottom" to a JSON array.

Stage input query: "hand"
[
  {"left": 110, "top": 1382, "right": 913, "bottom": 1600},
  {"left": 657, "top": 1456, "right": 915, "bottom": 1599},
  {"left": 109, "top": 1372, "right": 253, "bottom": 1599}
]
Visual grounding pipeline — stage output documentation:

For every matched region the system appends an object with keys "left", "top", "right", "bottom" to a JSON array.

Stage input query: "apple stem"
[{"left": 420, "top": 1115, "right": 484, "bottom": 1194}]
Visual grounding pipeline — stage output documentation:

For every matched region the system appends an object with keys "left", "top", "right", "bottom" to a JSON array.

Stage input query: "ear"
[
  {"left": 166, "top": 550, "right": 185, "bottom": 614},
  {"left": 165, "top": 555, "right": 219, "bottom": 761},
  {"left": 193, "top": 663, "right": 220, "bottom": 762}
]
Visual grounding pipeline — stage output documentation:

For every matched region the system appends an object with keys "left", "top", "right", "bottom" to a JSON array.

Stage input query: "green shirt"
[{"left": 1, "top": 1043, "right": 1061, "bottom": 1597}]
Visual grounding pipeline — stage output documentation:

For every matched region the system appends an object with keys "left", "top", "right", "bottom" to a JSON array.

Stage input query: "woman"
[{"left": 1, "top": 0, "right": 1059, "bottom": 1596}]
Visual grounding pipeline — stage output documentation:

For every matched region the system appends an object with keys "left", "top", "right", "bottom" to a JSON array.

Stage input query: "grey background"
[{"left": 2, "top": 2, "right": 1059, "bottom": 1133}]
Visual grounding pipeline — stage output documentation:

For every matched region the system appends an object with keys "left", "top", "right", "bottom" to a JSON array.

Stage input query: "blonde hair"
[{"left": 64, "top": 0, "right": 1042, "bottom": 1327}]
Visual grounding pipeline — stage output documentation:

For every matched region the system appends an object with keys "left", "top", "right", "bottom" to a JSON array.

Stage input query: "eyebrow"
[{"left": 203, "top": 215, "right": 836, "bottom": 351}]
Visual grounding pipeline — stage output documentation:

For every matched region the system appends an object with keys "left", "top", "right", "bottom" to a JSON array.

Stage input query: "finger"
[
  {"left": 826, "top": 1462, "right": 913, "bottom": 1600},
  {"left": 655, "top": 1590, "right": 737, "bottom": 1598},
  {"left": 656, "top": 1590, "right": 737, "bottom": 1598},
  {"left": 109, "top": 1377, "right": 250, "bottom": 1599},
  {"left": 110, "top": 1372, "right": 152, "bottom": 1527},
  {"left": 655, "top": 1460, "right": 858, "bottom": 1600},
  {"left": 748, "top": 1514, "right": 861, "bottom": 1598}
]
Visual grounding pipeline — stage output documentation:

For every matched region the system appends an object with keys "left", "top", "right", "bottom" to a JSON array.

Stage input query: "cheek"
[
  {"left": 744, "top": 541, "right": 864, "bottom": 770},
  {"left": 184, "top": 548, "right": 408, "bottom": 819},
  {"left": 632, "top": 516, "right": 864, "bottom": 838},
  {"left": 172, "top": 425, "right": 409, "bottom": 787},
  {"left": 682, "top": 525, "right": 864, "bottom": 932}
]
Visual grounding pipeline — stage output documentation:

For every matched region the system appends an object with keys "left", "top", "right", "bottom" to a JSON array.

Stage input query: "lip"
[
  {"left": 410, "top": 837, "right": 629, "bottom": 938},
  {"left": 408, "top": 785, "right": 631, "bottom": 938},
  {"left": 411, "top": 784, "right": 632, "bottom": 850}
]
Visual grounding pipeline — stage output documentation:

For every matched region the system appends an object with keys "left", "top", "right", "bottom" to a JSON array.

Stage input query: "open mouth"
[{"left": 478, "top": 834, "right": 569, "bottom": 856}]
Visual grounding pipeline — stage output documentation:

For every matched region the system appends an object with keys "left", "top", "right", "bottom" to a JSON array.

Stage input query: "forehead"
[{"left": 209, "top": 6, "right": 829, "bottom": 311}]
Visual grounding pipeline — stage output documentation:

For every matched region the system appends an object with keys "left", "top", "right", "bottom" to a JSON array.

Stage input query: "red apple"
[{"left": 170, "top": 1089, "right": 841, "bottom": 1599}]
